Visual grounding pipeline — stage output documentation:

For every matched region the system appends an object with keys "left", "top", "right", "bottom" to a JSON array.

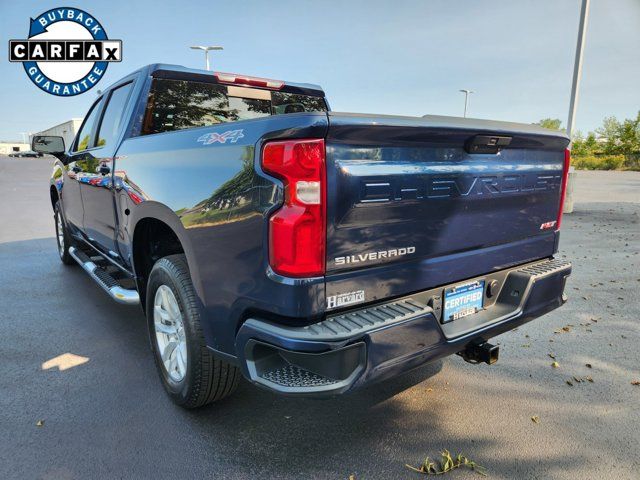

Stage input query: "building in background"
[
  {"left": 0, "top": 142, "right": 30, "bottom": 155},
  {"left": 32, "top": 119, "right": 83, "bottom": 151}
]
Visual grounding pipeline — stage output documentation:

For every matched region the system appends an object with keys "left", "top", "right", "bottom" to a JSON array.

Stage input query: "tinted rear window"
[
  {"left": 142, "top": 78, "right": 327, "bottom": 135},
  {"left": 271, "top": 92, "right": 326, "bottom": 115}
]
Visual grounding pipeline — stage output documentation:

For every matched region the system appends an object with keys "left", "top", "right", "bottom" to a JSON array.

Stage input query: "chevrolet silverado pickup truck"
[{"left": 33, "top": 64, "right": 572, "bottom": 408}]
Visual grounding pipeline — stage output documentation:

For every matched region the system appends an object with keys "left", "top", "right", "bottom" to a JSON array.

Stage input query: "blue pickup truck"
[{"left": 33, "top": 64, "right": 572, "bottom": 408}]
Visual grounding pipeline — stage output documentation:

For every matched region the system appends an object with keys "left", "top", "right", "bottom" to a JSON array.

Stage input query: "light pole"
[
  {"left": 19, "top": 132, "right": 28, "bottom": 144},
  {"left": 566, "top": 0, "right": 590, "bottom": 139},
  {"left": 459, "top": 89, "right": 474, "bottom": 118},
  {"left": 190, "top": 45, "right": 223, "bottom": 71}
]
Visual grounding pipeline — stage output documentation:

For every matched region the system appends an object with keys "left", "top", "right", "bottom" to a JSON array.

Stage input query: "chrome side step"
[{"left": 68, "top": 247, "right": 139, "bottom": 305}]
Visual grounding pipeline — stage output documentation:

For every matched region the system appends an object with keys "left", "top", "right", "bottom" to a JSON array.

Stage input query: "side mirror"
[{"left": 32, "top": 135, "right": 65, "bottom": 158}]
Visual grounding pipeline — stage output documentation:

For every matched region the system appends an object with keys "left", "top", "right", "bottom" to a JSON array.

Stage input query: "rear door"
[{"left": 79, "top": 81, "right": 135, "bottom": 258}]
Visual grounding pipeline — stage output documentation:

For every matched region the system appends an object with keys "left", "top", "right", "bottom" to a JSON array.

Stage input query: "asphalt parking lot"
[{"left": 0, "top": 155, "right": 638, "bottom": 479}]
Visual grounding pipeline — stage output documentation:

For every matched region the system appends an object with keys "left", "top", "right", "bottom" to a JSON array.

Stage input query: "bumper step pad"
[
  {"left": 307, "top": 299, "right": 430, "bottom": 339},
  {"left": 261, "top": 363, "right": 337, "bottom": 388},
  {"left": 517, "top": 258, "right": 571, "bottom": 278}
]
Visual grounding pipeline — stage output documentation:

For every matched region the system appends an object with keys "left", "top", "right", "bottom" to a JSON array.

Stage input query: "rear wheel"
[
  {"left": 146, "top": 254, "right": 239, "bottom": 408},
  {"left": 54, "top": 201, "right": 74, "bottom": 265}
]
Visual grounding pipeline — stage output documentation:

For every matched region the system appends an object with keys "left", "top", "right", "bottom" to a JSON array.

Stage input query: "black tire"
[
  {"left": 146, "top": 254, "right": 239, "bottom": 408},
  {"left": 54, "top": 201, "right": 74, "bottom": 265}
]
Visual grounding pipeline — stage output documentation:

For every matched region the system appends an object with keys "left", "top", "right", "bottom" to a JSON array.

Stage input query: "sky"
[{"left": 0, "top": 0, "right": 638, "bottom": 141}]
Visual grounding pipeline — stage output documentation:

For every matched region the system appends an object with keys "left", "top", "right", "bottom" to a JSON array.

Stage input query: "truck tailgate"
[{"left": 324, "top": 112, "right": 570, "bottom": 306}]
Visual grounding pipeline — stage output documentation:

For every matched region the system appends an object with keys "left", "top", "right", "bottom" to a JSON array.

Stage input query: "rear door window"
[{"left": 142, "top": 78, "right": 327, "bottom": 135}]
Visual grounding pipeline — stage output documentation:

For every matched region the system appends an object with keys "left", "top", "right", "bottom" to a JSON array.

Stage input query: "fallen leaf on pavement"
[
  {"left": 531, "top": 416, "right": 540, "bottom": 423},
  {"left": 551, "top": 362, "right": 559, "bottom": 368},
  {"left": 632, "top": 380, "right": 640, "bottom": 386},
  {"left": 36, "top": 420, "right": 44, "bottom": 427},
  {"left": 548, "top": 353, "right": 556, "bottom": 359},
  {"left": 566, "top": 380, "right": 574, "bottom": 386}
]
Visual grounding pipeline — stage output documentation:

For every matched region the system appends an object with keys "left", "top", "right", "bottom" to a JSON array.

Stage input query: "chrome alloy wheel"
[
  {"left": 153, "top": 285, "right": 187, "bottom": 382},
  {"left": 55, "top": 211, "right": 65, "bottom": 258}
]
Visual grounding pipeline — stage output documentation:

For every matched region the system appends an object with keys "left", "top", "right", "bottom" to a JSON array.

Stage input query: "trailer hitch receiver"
[{"left": 458, "top": 341, "right": 499, "bottom": 365}]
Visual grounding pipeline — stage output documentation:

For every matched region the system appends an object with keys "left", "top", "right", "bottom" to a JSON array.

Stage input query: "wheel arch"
[{"left": 129, "top": 203, "right": 201, "bottom": 310}]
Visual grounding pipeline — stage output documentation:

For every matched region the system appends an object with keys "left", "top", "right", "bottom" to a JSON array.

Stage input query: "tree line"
[{"left": 535, "top": 112, "right": 640, "bottom": 170}]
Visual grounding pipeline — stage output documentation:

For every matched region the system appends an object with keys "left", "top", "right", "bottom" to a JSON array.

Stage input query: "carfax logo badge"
[{"left": 9, "top": 7, "right": 122, "bottom": 96}]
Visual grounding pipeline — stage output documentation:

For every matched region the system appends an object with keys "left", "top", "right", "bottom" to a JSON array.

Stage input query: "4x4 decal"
[{"left": 197, "top": 129, "right": 244, "bottom": 145}]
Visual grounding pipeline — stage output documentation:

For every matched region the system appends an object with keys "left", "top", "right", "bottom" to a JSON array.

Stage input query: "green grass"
[{"left": 571, "top": 155, "right": 640, "bottom": 171}]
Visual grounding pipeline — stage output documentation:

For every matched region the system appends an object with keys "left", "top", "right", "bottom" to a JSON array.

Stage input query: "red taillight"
[
  {"left": 556, "top": 148, "right": 571, "bottom": 230},
  {"left": 214, "top": 71, "right": 284, "bottom": 90},
  {"left": 262, "top": 139, "right": 326, "bottom": 277}
]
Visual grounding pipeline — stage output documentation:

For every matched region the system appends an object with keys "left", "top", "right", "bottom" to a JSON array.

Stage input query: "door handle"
[{"left": 99, "top": 165, "right": 111, "bottom": 176}]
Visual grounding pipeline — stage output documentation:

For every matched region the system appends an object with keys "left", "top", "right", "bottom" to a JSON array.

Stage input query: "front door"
[
  {"left": 62, "top": 97, "right": 104, "bottom": 232},
  {"left": 61, "top": 157, "right": 84, "bottom": 232}
]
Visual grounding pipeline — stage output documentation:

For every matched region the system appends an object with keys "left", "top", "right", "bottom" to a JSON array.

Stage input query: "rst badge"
[
  {"left": 540, "top": 220, "right": 557, "bottom": 230},
  {"left": 8, "top": 7, "right": 122, "bottom": 96}
]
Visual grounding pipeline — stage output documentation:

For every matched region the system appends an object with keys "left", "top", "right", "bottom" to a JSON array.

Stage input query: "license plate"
[{"left": 443, "top": 280, "right": 485, "bottom": 323}]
